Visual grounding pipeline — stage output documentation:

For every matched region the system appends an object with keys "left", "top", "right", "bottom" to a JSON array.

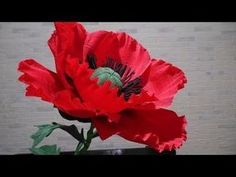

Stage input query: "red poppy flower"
[{"left": 18, "top": 22, "right": 187, "bottom": 152}]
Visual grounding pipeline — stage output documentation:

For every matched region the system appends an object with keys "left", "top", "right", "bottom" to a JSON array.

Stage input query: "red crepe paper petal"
[
  {"left": 18, "top": 59, "right": 63, "bottom": 102},
  {"left": 143, "top": 59, "right": 187, "bottom": 108},
  {"left": 94, "top": 108, "right": 187, "bottom": 152}
]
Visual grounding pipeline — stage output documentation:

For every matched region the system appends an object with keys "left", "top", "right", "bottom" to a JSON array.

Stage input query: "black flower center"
[{"left": 87, "top": 54, "right": 142, "bottom": 101}]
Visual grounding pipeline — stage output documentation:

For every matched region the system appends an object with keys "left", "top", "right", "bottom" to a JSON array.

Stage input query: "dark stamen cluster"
[
  {"left": 87, "top": 54, "right": 97, "bottom": 69},
  {"left": 104, "top": 57, "right": 135, "bottom": 86},
  {"left": 120, "top": 77, "right": 142, "bottom": 101},
  {"left": 105, "top": 58, "right": 126, "bottom": 77},
  {"left": 86, "top": 55, "right": 142, "bottom": 100}
]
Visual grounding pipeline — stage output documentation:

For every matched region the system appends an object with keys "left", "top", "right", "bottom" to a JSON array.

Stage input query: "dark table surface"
[{"left": 16, "top": 147, "right": 176, "bottom": 155}]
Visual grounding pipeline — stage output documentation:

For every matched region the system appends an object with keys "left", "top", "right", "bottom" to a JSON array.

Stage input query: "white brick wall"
[{"left": 0, "top": 22, "right": 236, "bottom": 154}]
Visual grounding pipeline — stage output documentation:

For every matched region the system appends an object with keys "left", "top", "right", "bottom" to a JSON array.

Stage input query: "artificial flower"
[{"left": 18, "top": 22, "right": 187, "bottom": 152}]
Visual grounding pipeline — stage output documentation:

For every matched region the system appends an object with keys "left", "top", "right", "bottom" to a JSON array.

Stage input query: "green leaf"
[
  {"left": 30, "top": 145, "right": 60, "bottom": 155},
  {"left": 31, "top": 124, "right": 60, "bottom": 147},
  {"left": 74, "top": 142, "right": 84, "bottom": 155},
  {"left": 81, "top": 128, "right": 85, "bottom": 141},
  {"left": 52, "top": 122, "right": 83, "bottom": 142},
  {"left": 74, "top": 125, "right": 96, "bottom": 155}
]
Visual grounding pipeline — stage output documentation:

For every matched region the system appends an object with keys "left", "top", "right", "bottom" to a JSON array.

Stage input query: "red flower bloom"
[{"left": 18, "top": 22, "right": 187, "bottom": 152}]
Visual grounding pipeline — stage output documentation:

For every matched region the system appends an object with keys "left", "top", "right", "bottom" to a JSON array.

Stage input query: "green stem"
[
  {"left": 74, "top": 142, "right": 84, "bottom": 155},
  {"left": 74, "top": 123, "right": 98, "bottom": 155}
]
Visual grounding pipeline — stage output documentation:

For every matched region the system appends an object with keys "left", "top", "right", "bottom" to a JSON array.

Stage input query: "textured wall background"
[{"left": 0, "top": 22, "right": 236, "bottom": 155}]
